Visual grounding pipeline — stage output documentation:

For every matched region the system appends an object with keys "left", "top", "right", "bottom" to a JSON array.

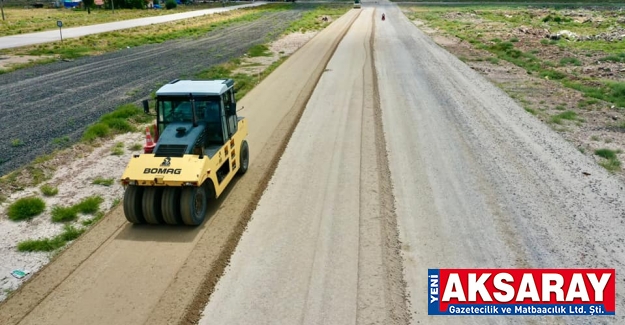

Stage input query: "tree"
[{"left": 1, "top": 0, "right": 5, "bottom": 21}]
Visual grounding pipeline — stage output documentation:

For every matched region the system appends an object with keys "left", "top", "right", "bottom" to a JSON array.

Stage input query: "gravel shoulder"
[
  {"left": 376, "top": 1, "right": 625, "bottom": 324},
  {"left": 0, "top": 9, "right": 300, "bottom": 176}
]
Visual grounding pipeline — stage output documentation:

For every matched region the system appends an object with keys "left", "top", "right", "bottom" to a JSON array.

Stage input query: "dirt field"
[{"left": 403, "top": 4, "right": 625, "bottom": 179}]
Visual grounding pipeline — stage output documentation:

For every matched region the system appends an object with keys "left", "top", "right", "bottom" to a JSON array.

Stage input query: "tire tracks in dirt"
[{"left": 368, "top": 8, "right": 411, "bottom": 324}]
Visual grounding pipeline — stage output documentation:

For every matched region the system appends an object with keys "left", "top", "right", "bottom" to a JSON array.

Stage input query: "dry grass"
[
  {"left": 0, "top": 4, "right": 239, "bottom": 36},
  {"left": 0, "top": 6, "right": 269, "bottom": 60}
]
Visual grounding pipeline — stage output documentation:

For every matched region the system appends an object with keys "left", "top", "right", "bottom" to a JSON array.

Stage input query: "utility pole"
[{"left": 1, "top": 0, "right": 6, "bottom": 22}]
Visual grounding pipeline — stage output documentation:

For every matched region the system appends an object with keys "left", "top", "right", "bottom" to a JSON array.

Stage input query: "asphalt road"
[
  {"left": 0, "top": 9, "right": 298, "bottom": 175},
  {"left": 0, "top": 2, "right": 266, "bottom": 50}
]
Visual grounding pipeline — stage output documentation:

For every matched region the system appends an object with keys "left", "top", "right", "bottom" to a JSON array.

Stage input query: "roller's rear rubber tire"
[
  {"left": 162, "top": 187, "right": 183, "bottom": 225},
  {"left": 181, "top": 186, "right": 208, "bottom": 226},
  {"left": 142, "top": 187, "right": 164, "bottom": 224},
  {"left": 238, "top": 140, "right": 249, "bottom": 175},
  {"left": 123, "top": 185, "right": 145, "bottom": 224}
]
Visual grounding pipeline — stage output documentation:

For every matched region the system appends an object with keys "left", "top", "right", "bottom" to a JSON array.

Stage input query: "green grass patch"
[
  {"left": 284, "top": 5, "right": 350, "bottom": 34},
  {"left": 565, "top": 81, "right": 625, "bottom": 108},
  {"left": 81, "top": 104, "right": 152, "bottom": 143},
  {"left": 129, "top": 143, "right": 143, "bottom": 151},
  {"left": 40, "top": 184, "right": 59, "bottom": 196},
  {"left": 197, "top": 51, "right": 289, "bottom": 101},
  {"left": 578, "top": 98, "right": 599, "bottom": 108},
  {"left": 75, "top": 196, "right": 104, "bottom": 214},
  {"left": 11, "top": 139, "right": 24, "bottom": 147},
  {"left": 51, "top": 205, "right": 79, "bottom": 222},
  {"left": 82, "top": 124, "right": 111, "bottom": 142},
  {"left": 17, "top": 225, "right": 85, "bottom": 252},
  {"left": 559, "top": 57, "right": 581, "bottom": 66},
  {"left": 540, "top": 70, "right": 566, "bottom": 80},
  {"left": 52, "top": 136, "right": 71, "bottom": 148},
  {"left": 92, "top": 177, "right": 115, "bottom": 186},
  {"left": 599, "top": 53, "right": 625, "bottom": 63},
  {"left": 550, "top": 111, "right": 577, "bottom": 124},
  {"left": 524, "top": 107, "right": 536, "bottom": 115},
  {"left": 594, "top": 148, "right": 621, "bottom": 172},
  {"left": 51, "top": 195, "right": 103, "bottom": 222},
  {"left": 599, "top": 159, "right": 622, "bottom": 172},
  {"left": 82, "top": 211, "right": 105, "bottom": 227},
  {"left": 111, "top": 142, "right": 124, "bottom": 156},
  {"left": 595, "top": 148, "right": 618, "bottom": 160},
  {"left": 7, "top": 197, "right": 46, "bottom": 221},
  {"left": 542, "top": 14, "right": 571, "bottom": 24},
  {"left": 247, "top": 44, "right": 271, "bottom": 57}
]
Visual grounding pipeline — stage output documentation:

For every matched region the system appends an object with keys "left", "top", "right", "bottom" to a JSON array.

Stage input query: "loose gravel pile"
[{"left": 0, "top": 10, "right": 302, "bottom": 176}]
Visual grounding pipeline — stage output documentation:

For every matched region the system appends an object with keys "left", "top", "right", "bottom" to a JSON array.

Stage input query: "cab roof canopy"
[{"left": 156, "top": 79, "right": 234, "bottom": 97}]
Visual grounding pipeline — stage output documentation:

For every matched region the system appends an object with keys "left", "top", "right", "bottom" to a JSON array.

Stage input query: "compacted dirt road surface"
[
  {"left": 3, "top": 2, "right": 625, "bottom": 325},
  {"left": 375, "top": 1, "right": 625, "bottom": 324},
  {"left": 199, "top": 8, "right": 407, "bottom": 325},
  {"left": 199, "top": 1, "right": 625, "bottom": 325}
]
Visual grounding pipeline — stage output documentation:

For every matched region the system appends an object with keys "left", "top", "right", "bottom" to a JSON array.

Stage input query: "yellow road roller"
[{"left": 120, "top": 79, "right": 249, "bottom": 226}]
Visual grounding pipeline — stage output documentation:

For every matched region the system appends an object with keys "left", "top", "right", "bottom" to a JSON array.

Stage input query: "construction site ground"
[{"left": 2, "top": 1, "right": 625, "bottom": 325}]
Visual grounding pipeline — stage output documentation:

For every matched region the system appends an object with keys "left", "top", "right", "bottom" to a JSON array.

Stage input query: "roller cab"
[{"left": 120, "top": 79, "right": 249, "bottom": 226}]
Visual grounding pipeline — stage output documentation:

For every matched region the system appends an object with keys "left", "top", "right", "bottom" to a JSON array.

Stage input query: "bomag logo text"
[{"left": 143, "top": 168, "right": 182, "bottom": 174}]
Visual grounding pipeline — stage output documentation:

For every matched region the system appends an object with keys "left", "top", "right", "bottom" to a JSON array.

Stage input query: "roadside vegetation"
[
  {"left": 0, "top": 4, "right": 278, "bottom": 72},
  {"left": 197, "top": 4, "right": 348, "bottom": 100},
  {"left": 7, "top": 196, "right": 46, "bottom": 221},
  {"left": 82, "top": 104, "right": 153, "bottom": 142},
  {"left": 92, "top": 176, "right": 115, "bottom": 186},
  {"left": 404, "top": 4, "right": 625, "bottom": 175},
  {"left": 595, "top": 148, "right": 622, "bottom": 172},
  {"left": 17, "top": 224, "right": 85, "bottom": 252},
  {"left": 40, "top": 183, "right": 59, "bottom": 196},
  {"left": 284, "top": 4, "right": 348, "bottom": 34},
  {"left": 51, "top": 195, "right": 103, "bottom": 222},
  {"left": 0, "top": 3, "right": 240, "bottom": 37}
]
